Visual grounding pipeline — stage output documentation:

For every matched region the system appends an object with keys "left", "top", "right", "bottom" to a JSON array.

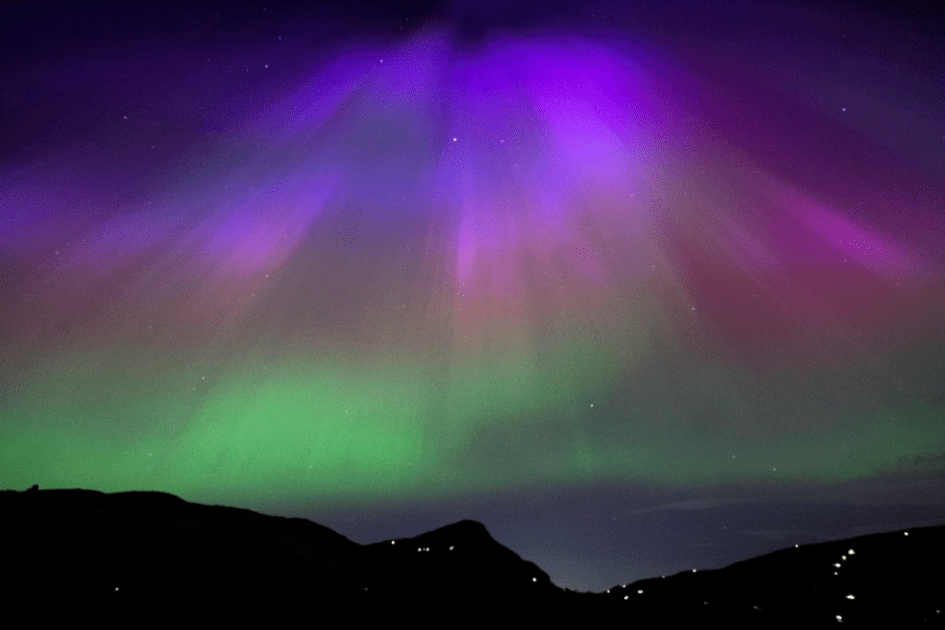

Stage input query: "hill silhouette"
[{"left": 2, "top": 487, "right": 942, "bottom": 626}]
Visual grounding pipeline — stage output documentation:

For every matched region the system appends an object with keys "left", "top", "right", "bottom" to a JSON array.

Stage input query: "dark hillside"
[{"left": 2, "top": 488, "right": 942, "bottom": 626}]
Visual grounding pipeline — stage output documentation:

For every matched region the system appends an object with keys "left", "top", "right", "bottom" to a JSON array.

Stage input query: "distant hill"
[{"left": 2, "top": 488, "right": 942, "bottom": 626}]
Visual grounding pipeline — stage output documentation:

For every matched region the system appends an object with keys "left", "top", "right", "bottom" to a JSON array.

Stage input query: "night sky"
[{"left": 2, "top": 0, "right": 944, "bottom": 592}]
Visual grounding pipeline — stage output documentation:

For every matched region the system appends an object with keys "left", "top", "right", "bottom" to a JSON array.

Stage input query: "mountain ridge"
[{"left": 2, "top": 487, "right": 942, "bottom": 625}]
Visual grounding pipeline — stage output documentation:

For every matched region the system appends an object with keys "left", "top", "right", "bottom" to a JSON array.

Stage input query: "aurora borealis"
[{"left": 2, "top": 0, "right": 944, "bottom": 591}]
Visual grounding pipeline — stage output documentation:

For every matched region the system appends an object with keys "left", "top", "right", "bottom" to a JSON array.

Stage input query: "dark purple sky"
[{"left": 2, "top": 0, "right": 943, "bottom": 592}]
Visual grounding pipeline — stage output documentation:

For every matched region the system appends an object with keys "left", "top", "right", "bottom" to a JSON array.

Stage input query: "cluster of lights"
[
  {"left": 600, "top": 542, "right": 871, "bottom": 617},
  {"left": 410, "top": 545, "right": 456, "bottom": 552},
  {"left": 832, "top": 548, "right": 855, "bottom": 577},
  {"left": 830, "top": 548, "right": 857, "bottom": 623},
  {"left": 834, "top": 535, "right": 935, "bottom": 624},
  {"left": 390, "top": 539, "right": 457, "bottom": 553},
  {"left": 553, "top": 529, "right": 932, "bottom": 621}
]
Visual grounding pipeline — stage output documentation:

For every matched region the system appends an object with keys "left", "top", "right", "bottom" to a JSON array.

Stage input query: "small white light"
[
  {"left": 624, "top": 595, "right": 629, "bottom": 600},
  {"left": 846, "top": 595, "right": 855, "bottom": 600},
  {"left": 795, "top": 544, "right": 799, "bottom": 548},
  {"left": 532, "top": 578, "right": 537, "bottom": 582},
  {"left": 391, "top": 541, "right": 395, "bottom": 545},
  {"left": 836, "top": 615, "right": 843, "bottom": 622},
  {"left": 848, "top": 549, "right": 855, "bottom": 555},
  {"left": 638, "top": 590, "right": 643, "bottom": 594},
  {"left": 834, "top": 563, "right": 841, "bottom": 568},
  {"left": 450, "top": 546, "right": 454, "bottom": 550},
  {"left": 693, "top": 569, "right": 697, "bottom": 573},
  {"left": 842, "top": 555, "right": 847, "bottom": 560}
]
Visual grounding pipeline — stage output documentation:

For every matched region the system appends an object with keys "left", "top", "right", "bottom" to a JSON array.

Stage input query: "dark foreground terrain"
[{"left": 2, "top": 488, "right": 942, "bottom": 626}]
